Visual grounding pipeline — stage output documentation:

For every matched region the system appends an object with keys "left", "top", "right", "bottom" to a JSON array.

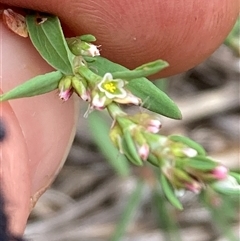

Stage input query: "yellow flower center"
[{"left": 104, "top": 82, "right": 116, "bottom": 93}]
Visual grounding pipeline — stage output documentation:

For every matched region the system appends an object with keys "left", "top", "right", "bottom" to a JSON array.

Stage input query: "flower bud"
[
  {"left": 67, "top": 37, "right": 100, "bottom": 57},
  {"left": 81, "top": 42, "right": 100, "bottom": 57},
  {"left": 109, "top": 123, "right": 124, "bottom": 153},
  {"left": 91, "top": 92, "right": 111, "bottom": 110},
  {"left": 171, "top": 142, "right": 197, "bottom": 158},
  {"left": 185, "top": 181, "right": 202, "bottom": 194},
  {"left": 211, "top": 165, "right": 228, "bottom": 180},
  {"left": 182, "top": 147, "right": 198, "bottom": 158},
  {"left": 71, "top": 76, "right": 90, "bottom": 101},
  {"left": 137, "top": 143, "right": 149, "bottom": 161},
  {"left": 59, "top": 88, "right": 73, "bottom": 101},
  {"left": 131, "top": 130, "right": 149, "bottom": 161},
  {"left": 67, "top": 37, "right": 82, "bottom": 56},
  {"left": 58, "top": 76, "right": 73, "bottom": 101},
  {"left": 147, "top": 119, "right": 162, "bottom": 133}
]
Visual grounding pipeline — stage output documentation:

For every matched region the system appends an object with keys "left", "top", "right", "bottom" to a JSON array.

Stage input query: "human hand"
[{"left": 0, "top": 0, "right": 238, "bottom": 238}]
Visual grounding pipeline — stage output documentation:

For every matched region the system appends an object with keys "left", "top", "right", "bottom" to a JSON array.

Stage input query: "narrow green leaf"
[
  {"left": 85, "top": 56, "right": 182, "bottom": 119},
  {"left": 212, "top": 186, "right": 240, "bottom": 196},
  {"left": 112, "top": 60, "right": 169, "bottom": 80},
  {"left": 110, "top": 179, "right": 144, "bottom": 241},
  {"left": 122, "top": 132, "right": 143, "bottom": 166},
  {"left": 116, "top": 116, "right": 143, "bottom": 166},
  {"left": 26, "top": 14, "right": 74, "bottom": 75},
  {"left": 147, "top": 153, "right": 160, "bottom": 167},
  {"left": 84, "top": 56, "right": 126, "bottom": 74},
  {"left": 169, "top": 135, "right": 206, "bottom": 156},
  {"left": 0, "top": 71, "right": 62, "bottom": 101},
  {"left": 184, "top": 156, "right": 217, "bottom": 171},
  {"left": 127, "top": 79, "right": 182, "bottom": 119},
  {"left": 88, "top": 111, "right": 130, "bottom": 176},
  {"left": 160, "top": 174, "right": 183, "bottom": 210}
]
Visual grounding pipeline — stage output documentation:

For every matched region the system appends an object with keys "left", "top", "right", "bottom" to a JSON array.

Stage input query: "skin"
[{"left": 0, "top": 0, "right": 239, "bottom": 237}]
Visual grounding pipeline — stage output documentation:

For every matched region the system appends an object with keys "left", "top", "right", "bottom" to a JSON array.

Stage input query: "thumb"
[
  {"left": 0, "top": 17, "right": 79, "bottom": 235},
  {"left": 1, "top": 0, "right": 239, "bottom": 77}
]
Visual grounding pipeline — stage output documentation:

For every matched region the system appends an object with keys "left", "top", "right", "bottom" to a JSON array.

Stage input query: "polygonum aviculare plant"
[{"left": 1, "top": 9, "right": 239, "bottom": 210}]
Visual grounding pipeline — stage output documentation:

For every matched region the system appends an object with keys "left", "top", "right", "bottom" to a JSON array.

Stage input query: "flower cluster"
[
  {"left": 108, "top": 111, "right": 236, "bottom": 197},
  {"left": 58, "top": 33, "right": 240, "bottom": 206},
  {"left": 58, "top": 70, "right": 141, "bottom": 111},
  {"left": 1, "top": 11, "right": 239, "bottom": 211},
  {"left": 58, "top": 36, "right": 141, "bottom": 110}
]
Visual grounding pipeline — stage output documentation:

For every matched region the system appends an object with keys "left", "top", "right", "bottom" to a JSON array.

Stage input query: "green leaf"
[
  {"left": 85, "top": 56, "right": 182, "bottom": 119},
  {"left": 169, "top": 135, "right": 206, "bottom": 156},
  {"left": 26, "top": 14, "right": 74, "bottom": 75},
  {"left": 127, "top": 79, "right": 182, "bottom": 119},
  {"left": 147, "top": 153, "right": 160, "bottom": 167},
  {"left": 184, "top": 156, "right": 218, "bottom": 171},
  {"left": 211, "top": 176, "right": 240, "bottom": 196},
  {"left": 84, "top": 56, "right": 125, "bottom": 73},
  {"left": 212, "top": 185, "right": 240, "bottom": 196},
  {"left": 116, "top": 116, "right": 143, "bottom": 166},
  {"left": 88, "top": 111, "right": 130, "bottom": 176},
  {"left": 122, "top": 132, "right": 143, "bottom": 166},
  {"left": 110, "top": 179, "right": 144, "bottom": 241},
  {"left": 112, "top": 60, "right": 169, "bottom": 80},
  {"left": 0, "top": 71, "right": 62, "bottom": 101},
  {"left": 159, "top": 174, "right": 183, "bottom": 210}
]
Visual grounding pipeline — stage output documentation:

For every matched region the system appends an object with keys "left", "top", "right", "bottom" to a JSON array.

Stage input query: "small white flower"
[{"left": 98, "top": 73, "right": 127, "bottom": 99}]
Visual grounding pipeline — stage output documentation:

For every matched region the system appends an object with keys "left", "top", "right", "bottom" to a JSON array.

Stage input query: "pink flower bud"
[
  {"left": 185, "top": 181, "right": 202, "bottom": 194},
  {"left": 59, "top": 88, "right": 73, "bottom": 101},
  {"left": 138, "top": 143, "right": 149, "bottom": 161},
  {"left": 147, "top": 119, "right": 162, "bottom": 133},
  {"left": 91, "top": 93, "right": 108, "bottom": 110},
  {"left": 81, "top": 90, "right": 91, "bottom": 102},
  {"left": 211, "top": 165, "right": 228, "bottom": 180}
]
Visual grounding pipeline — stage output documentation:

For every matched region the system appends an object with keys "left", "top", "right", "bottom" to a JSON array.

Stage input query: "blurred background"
[{"left": 25, "top": 19, "right": 239, "bottom": 241}]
